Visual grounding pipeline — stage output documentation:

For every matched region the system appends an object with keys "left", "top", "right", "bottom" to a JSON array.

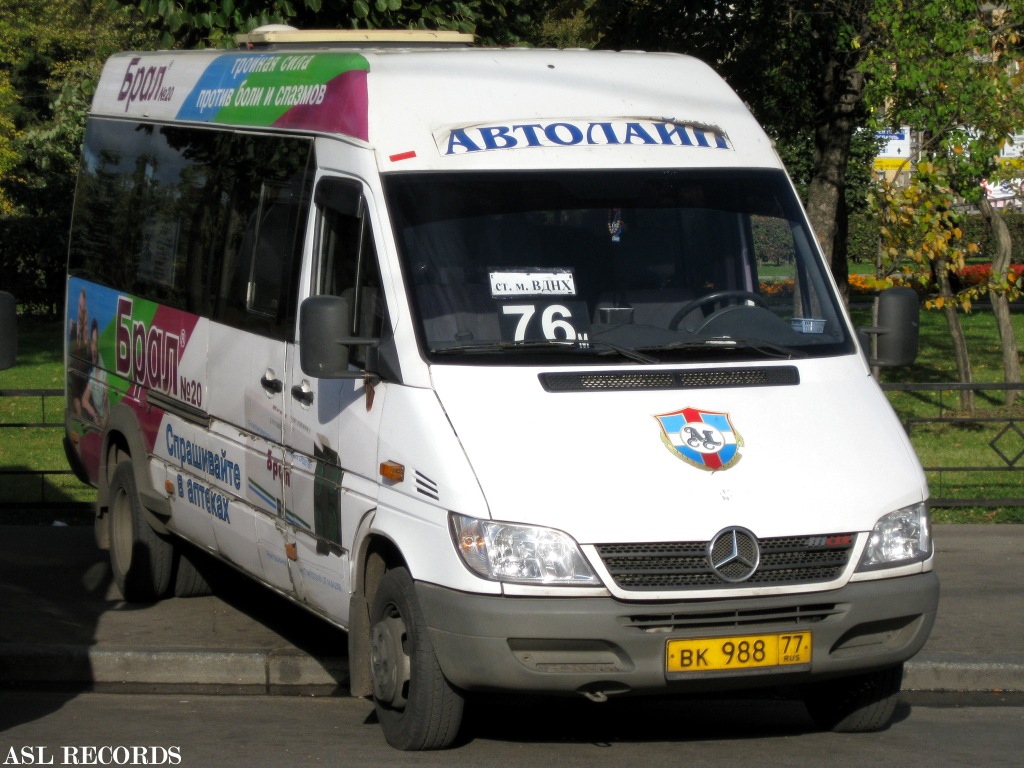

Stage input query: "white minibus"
[{"left": 64, "top": 27, "right": 936, "bottom": 749}]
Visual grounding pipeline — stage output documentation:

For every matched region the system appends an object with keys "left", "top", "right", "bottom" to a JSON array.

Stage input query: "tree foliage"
[
  {"left": 118, "top": 0, "right": 545, "bottom": 48},
  {"left": 871, "top": 161, "right": 978, "bottom": 306},
  {"left": 0, "top": 1, "right": 155, "bottom": 216},
  {"left": 3, "top": 0, "right": 1024, "bottom": 340},
  {"left": 863, "top": 0, "right": 1024, "bottom": 404},
  {"left": 0, "top": 1, "right": 154, "bottom": 314},
  {"left": 864, "top": 0, "right": 1024, "bottom": 203},
  {"left": 0, "top": 73, "right": 19, "bottom": 215}
]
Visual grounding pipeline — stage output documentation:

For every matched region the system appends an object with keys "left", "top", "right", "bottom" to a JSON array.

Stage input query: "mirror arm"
[
  {"left": 334, "top": 337, "right": 380, "bottom": 347},
  {"left": 857, "top": 326, "right": 887, "bottom": 369},
  {"left": 320, "top": 338, "right": 381, "bottom": 379}
]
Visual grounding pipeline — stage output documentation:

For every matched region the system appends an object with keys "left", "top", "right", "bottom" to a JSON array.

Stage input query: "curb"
[
  {"left": 4, "top": 644, "right": 1023, "bottom": 696},
  {"left": 905, "top": 655, "right": 1024, "bottom": 693},
  {"left": 0, "top": 644, "right": 348, "bottom": 695}
]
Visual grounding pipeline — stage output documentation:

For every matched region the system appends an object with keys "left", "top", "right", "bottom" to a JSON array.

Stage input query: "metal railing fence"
[
  {"left": 879, "top": 381, "right": 1024, "bottom": 507},
  {"left": 0, "top": 388, "right": 93, "bottom": 518},
  {"left": 2, "top": 383, "right": 1022, "bottom": 513}
]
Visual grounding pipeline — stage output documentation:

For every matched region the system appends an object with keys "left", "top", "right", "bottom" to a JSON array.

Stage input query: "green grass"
[
  {"left": 0, "top": 319, "right": 95, "bottom": 515},
  {"left": 851, "top": 303, "right": 1024, "bottom": 523},
  {"left": 0, "top": 318, "right": 66, "bottom": 389},
  {"left": 2, "top": 311, "right": 1022, "bottom": 522}
]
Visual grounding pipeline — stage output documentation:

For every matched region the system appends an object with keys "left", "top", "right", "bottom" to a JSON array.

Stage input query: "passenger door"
[
  {"left": 284, "top": 176, "right": 387, "bottom": 620},
  {"left": 206, "top": 175, "right": 311, "bottom": 596}
]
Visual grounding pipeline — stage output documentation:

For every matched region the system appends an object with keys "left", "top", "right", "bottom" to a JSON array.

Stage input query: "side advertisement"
[
  {"left": 65, "top": 279, "right": 255, "bottom": 536},
  {"left": 65, "top": 278, "right": 318, "bottom": 553},
  {"left": 94, "top": 51, "right": 370, "bottom": 140},
  {"left": 66, "top": 278, "right": 204, "bottom": 479}
]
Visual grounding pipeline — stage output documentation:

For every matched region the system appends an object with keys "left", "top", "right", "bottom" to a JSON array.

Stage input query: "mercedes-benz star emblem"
[{"left": 707, "top": 527, "right": 760, "bottom": 583}]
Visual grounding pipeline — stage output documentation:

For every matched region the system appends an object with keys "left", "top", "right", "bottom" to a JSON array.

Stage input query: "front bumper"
[{"left": 417, "top": 571, "right": 938, "bottom": 696}]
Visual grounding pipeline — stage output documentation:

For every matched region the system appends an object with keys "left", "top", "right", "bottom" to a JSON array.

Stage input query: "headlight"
[
  {"left": 449, "top": 513, "right": 601, "bottom": 585},
  {"left": 857, "top": 502, "right": 931, "bottom": 570}
]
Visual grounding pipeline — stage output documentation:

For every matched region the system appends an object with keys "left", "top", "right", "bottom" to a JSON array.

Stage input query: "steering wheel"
[{"left": 668, "top": 290, "right": 768, "bottom": 330}]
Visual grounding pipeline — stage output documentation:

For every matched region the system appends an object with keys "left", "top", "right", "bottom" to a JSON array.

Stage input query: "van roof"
[{"left": 91, "top": 36, "right": 778, "bottom": 173}]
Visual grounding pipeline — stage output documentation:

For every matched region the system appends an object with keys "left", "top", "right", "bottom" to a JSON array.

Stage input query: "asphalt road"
[{"left": 1, "top": 690, "right": 1022, "bottom": 767}]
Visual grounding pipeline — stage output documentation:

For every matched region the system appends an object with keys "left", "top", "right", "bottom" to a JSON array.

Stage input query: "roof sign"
[{"left": 436, "top": 119, "right": 732, "bottom": 155}]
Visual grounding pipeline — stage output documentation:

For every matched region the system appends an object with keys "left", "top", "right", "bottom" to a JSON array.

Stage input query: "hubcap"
[{"left": 369, "top": 613, "right": 410, "bottom": 708}]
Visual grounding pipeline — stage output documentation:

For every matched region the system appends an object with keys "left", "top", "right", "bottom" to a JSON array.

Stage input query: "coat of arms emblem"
[{"left": 655, "top": 407, "right": 743, "bottom": 471}]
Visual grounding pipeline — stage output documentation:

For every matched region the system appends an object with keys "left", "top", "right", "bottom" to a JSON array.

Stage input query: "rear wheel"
[
  {"left": 801, "top": 664, "right": 904, "bottom": 733},
  {"left": 108, "top": 461, "right": 174, "bottom": 601},
  {"left": 369, "top": 567, "right": 464, "bottom": 750},
  {"left": 172, "top": 540, "right": 214, "bottom": 598}
]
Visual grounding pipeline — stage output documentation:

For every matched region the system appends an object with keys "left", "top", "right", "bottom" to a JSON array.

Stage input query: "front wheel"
[
  {"left": 108, "top": 461, "right": 174, "bottom": 601},
  {"left": 369, "top": 567, "right": 464, "bottom": 750},
  {"left": 801, "top": 664, "right": 904, "bottom": 733}
]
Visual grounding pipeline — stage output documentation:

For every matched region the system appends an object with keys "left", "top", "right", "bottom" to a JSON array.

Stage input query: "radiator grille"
[{"left": 595, "top": 533, "right": 856, "bottom": 591}]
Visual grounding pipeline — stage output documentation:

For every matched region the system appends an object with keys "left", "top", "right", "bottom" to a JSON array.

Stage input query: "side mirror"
[
  {"left": 859, "top": 287, "right": 920, "bottom": 367},
  {"left": 299, "top": 295, "right": 379, "bottom": 379},
  {"left": 0, "top": 291, "right": 16, "bottom": 371}
]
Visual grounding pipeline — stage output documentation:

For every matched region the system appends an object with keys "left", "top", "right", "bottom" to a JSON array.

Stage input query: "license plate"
[{"left": 666, "top": 632, "right": 811, "bottom": 673}]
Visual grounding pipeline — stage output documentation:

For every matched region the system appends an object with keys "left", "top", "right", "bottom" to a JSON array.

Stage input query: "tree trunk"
[
  {"left": 804, "top": 51, "right": 866, "bottom": 302},
  {"left": 935, "top": 256, "right": 975, "bottom": 413},
  {"left": 978, "top": 197, "right": 1021, "bottom": 407}
]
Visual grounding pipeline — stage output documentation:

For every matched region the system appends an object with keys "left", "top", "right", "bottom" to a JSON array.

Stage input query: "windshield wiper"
[
  {"left": 639, "top": 337, "right": 806, "bottom": 359},
  {"left": 430, "top": 338, "right": 659, "bottom": 364}
]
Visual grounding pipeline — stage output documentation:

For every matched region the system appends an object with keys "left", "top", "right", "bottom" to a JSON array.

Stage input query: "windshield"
[{"left": 384, "top": 169, "right": 854, "bottom": 364}]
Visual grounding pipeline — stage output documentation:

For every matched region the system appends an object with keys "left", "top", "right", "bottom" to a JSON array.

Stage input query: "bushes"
[
  {"left": 847, "top": 273, "right": 878, "bottom": 298},
  {"left": 759, "top": 274, "right": 880, "bottom": 300},
  {"left": 962, "top": 210, "right": 1024, "bottom": 263},
  {"left": 847, "top": 212, "right": 880, "bottom": 264},
  {"left": 848, "top": 209, "right": 1024, "bottom": 265},
  {"left": 959, "top": 262, "right": 1024, "bottom": 286}
]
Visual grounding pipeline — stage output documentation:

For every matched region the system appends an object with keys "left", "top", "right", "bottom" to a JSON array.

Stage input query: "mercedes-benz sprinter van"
[{"left": 65, "top": 27, "right": 936, "bottom": 749}]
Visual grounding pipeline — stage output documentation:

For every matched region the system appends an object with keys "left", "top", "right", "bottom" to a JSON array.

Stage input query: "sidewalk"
[{"left": 0, "top": 524, "right": 1021, "bottom": 694}]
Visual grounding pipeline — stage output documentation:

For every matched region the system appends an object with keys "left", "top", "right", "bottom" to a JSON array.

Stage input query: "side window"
[
  {"left": 313, "top": 179, "right": 385, "bottom": 367},
  {"left": 242, "top": 181, "right": 304, "bottom": 318},
  {"left": 215, "top": 138, "right": 312, "bottom": 338},
  {"left": 68, "top": 119, "right": 312, "bottom": 340}
]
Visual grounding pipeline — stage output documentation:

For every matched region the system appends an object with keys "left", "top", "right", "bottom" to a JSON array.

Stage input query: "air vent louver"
[{"left": 539, "top": 366, "right": 799, "bottom": 393}]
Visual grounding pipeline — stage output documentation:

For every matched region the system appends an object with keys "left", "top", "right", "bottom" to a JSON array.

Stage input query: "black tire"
[
  {"left": 801, "top": 664, "right": 904, "bottom": 733},
  {"left": 108, "top": 461, "right": 174, "bottom": 601},
  {"left": 369, "top": 567, "right": 464, "bottom": 750},
  {"left": 172, "top": 540, "right": 214, "bottom": 598}
]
